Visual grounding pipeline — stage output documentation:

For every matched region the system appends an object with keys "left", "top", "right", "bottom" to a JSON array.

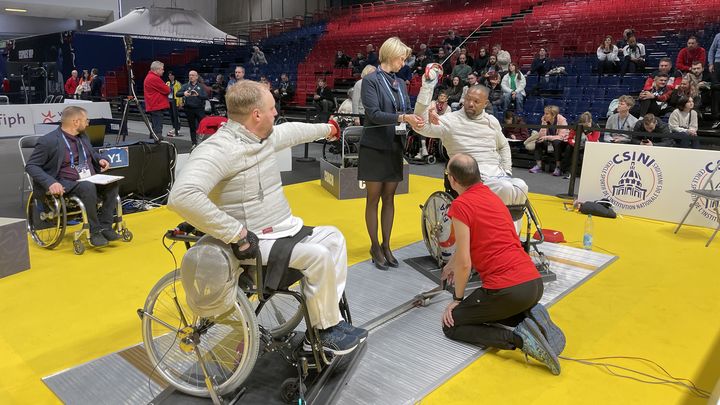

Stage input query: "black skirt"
[{"left": 357, "top": 139, "right": 404, "bottom": 182}]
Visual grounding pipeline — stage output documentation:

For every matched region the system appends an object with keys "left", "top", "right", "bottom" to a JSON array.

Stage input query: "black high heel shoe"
[
  {"left": 370, "top": 246, "right": 389, "bottom": 270},
  {"left": 382, "top": 245, "right": 399, "bottom": 268}
]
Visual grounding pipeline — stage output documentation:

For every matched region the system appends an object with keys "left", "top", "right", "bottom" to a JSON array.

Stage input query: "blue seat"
[{"left": 599, "top": 76, "right": 621, "bottom": 86}]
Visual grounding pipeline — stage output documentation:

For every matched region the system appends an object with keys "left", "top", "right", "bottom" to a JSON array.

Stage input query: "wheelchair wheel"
[
  {"left": 26, "top": 191, "right": 66, "bottom": 249},
  {"left": 121, "top": 229, "right": 133, "bottom": 242},
  {"left": 280, "top": 377, "right": 306, "bottom": 404},
  {"left": 141, "top": 270, "right": 260, "bottom": 397},
  {"left": 251, "top": 282, "right": 304, "bottom": 339},
  {"left": 421, "top": 191, "right": 455, "bottom": 266},
  {"left": 73, "top": 239, "right": 85, "bottom": 255}
]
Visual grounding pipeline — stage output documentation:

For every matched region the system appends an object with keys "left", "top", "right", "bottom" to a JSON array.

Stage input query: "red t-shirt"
[{"left": 448, "top": 182, "right": 540, "bottom": 289}]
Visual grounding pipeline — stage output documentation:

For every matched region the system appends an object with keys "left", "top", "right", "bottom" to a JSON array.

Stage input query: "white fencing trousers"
[
  {"left": 255, "top": 225, "right": 347, "bottom": 329},
  {"left": 483, "top": 175, "right": 529, "bottom": 233}
]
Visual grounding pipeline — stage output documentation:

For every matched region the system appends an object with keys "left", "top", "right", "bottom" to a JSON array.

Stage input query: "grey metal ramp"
[{"left": 42, "top": 241, "right": 615, "bottom": 405}]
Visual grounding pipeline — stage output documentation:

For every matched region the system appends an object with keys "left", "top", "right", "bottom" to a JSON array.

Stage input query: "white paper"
[{"left": 77, "top": 174, "right": 124, "bottom": 185}]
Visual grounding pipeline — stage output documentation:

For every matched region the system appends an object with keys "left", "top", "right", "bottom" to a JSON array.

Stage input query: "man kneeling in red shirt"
[{"left": 441, "top": 153, "right": 564, "bottom": 375}]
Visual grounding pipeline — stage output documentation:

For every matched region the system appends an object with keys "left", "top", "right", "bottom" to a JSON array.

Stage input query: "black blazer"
[
  {"left": 360, "top": 70, "right": 410, "bottom": 150},
  {"left": 25, "top": 127, "right": 107, "bottom": 191}
]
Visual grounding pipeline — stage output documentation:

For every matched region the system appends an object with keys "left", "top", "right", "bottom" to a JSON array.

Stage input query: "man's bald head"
[{"left": 447, "top": 153, "right": 481, "bottom": 189}]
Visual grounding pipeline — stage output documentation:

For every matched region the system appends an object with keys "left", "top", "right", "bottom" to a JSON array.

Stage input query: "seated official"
[
  {"left": 441, "top": 153, "right": 564, "bottom": 375},
  {"left": 25, "top": 106, "right": 120, "bottom": 247},
  {"left": 168, "top": 81, "right": 367, "bottom": 355}
]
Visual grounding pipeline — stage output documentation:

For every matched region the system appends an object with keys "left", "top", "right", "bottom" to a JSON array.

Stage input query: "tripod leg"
[{"left": 118, "top": 99, "right": 131, "bottom": 143}]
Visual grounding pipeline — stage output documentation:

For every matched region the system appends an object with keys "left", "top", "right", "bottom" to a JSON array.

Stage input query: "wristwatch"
[{"left": 453, "top": 294, "right": 463, "bottom": 302}]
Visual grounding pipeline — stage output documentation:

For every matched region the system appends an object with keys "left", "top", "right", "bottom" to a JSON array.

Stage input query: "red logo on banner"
[{"left": 41, "top": 110, "right": 56, "bottom": 123}]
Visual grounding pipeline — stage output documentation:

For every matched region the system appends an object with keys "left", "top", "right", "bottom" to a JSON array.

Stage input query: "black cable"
[{"left": 559, "top": 355, "right": 711, "bottom": 398}]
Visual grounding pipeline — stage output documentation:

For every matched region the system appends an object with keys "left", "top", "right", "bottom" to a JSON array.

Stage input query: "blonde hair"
[
  {"left": 618, "top": 95, "right": 635, "bottom": 108},
  {"left": 225, "top": 81, "right": 267, "bottom": 118},
  {"left": 378, "top": 37, "right": 411, "bottom": 64},
  {"left": 61, "top": 106, "right": 87, "bottom": 124},
  {"left": 361, "top": 64, "right": 377, "bottom": 78},
  {"left": 578, "top": 111, "right": 593, "bottom": 125},
  {"left": 544, "top": 105, "right": 560, "bottom": 117}
]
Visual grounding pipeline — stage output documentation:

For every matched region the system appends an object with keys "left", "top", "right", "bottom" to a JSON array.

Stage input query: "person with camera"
[{"left": 177, "top": 70, "right": 207, "bottom": 148}]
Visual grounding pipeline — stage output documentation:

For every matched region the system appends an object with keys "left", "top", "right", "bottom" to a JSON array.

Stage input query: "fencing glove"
[{"left": 415, "top": 63, "right": 443, "bottom": 115}]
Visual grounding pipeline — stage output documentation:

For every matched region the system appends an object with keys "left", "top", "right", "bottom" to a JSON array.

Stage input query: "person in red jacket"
[
  {"left": 676, "top": 36, "right": 707, "bottom": 72},
  {"left": 561, "top": 111, "right": 599, "bottom": 178},
  {"left": 634, "top": 73, "right": 673, "bottom": 117},
  {"left": 64, "top": 70, "right": 80, "bottom": 98},
  {"left": 643, "top": 58, "right": 682, "bottom": 90},
  {"left": 143, "top": 61, "right": 170, "bottom": 141}
]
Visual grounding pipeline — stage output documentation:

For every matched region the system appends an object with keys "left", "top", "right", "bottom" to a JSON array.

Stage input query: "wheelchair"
[
  {"left": 420, "top": 188, "right": 551, "bottom": 275},
  {"left": 25, "top": 189, "right": 132, "bottom": 255},
  {"left": 322, "top": 125, "right": 362, "bottom": 168},
  {"left": 404, "top": 130, "right": 449, "bottom": 165},
  {"left": 138, "top": 226, "right": 354, "bottom": 404}
]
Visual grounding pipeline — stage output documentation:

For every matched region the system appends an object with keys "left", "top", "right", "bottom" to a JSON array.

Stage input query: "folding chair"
[
  {"left": 674, "top": 160, "right": 720, "bottom": 247},
  {"left": 0, "top": 95, "right": 9, "bottom": 105}
]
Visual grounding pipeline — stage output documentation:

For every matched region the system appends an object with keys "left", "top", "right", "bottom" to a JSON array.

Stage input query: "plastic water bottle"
[{"left": 583, "top": 214, "right": 593, "bottom": 250}]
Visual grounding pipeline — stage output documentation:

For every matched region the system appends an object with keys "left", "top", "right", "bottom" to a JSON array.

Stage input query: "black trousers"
[
  {"left": 443, "top": 278, "right": 543, "bottom": 349},
  {"left": 64, "top": 180, "right": 120, "bottom": 234},
  {"left": 633, "top": 99, "right": 671, "bottom": 118},
  {"left": 184, "top": 107, "right": 205, "bottom": 146},
  {"left": 149, "top": 110, "right": 165, "bottom": 141},
  {"left": 168, "top": 102, "right": 181, "bottom": 133},
  {"left": 534, "top": 139, "right": 566, "bottom": 164},
  {"left": 619, "top": 56, "right": 645, "bottom": 75},
  {"left": 712, "top": 62, "right": 720, "bottom": 120}
]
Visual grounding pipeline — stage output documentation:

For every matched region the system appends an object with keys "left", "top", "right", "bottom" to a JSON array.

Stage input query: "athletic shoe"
[
  {"left": 101, "top": 229, "right": 122, "bottom": 242},
  {"left": 166, "top": 131, "right": 176, "bottom": 137},
  {"left": 514, "top": 318, "right": 561, "bottom": 375},
  {"left": 89, "top": 232, "right": 109, "bottom": 247},
  {"left": 302, "top": 326, "right": 360, "bottom": 355},
  {"left": 552, "top": 168, "right": 562, "bottom": 176},
  {"left": 529, "top": 165, "right": 542, "bottom": 174},
  {"left": 526, "top": 304, "right": 566, "bottom": 355},
  {"left": 335, "top": 320, "right": 368, "bottom": 343},
  {"left": 712, "top": 121, "right": 720, "bottom": 129}
]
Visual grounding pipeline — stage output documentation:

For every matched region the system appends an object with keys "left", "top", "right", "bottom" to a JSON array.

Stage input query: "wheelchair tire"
[
  {"left": 26, "top": 191, "right": 66, "bottom": 249},
  {"left": 252, "top": 284, "right": 304, "bottom": 339},
  {"left": 141, "top": 270, "right": 260, "bottom": 398},
  {"left": 73, "top": 240, "right": 85, "bottom": 255},
  {"left": 426, "top": 155, "right": 436, "bottom": 165},
  {"left": 280, "top": 377, "right": 306, "bottom": 404},
  {"left": 121, "top": 229, "right": 133, "bottom": 242},
  {"left": 421, "top": 191, "right": 455, "bottom": 266}
]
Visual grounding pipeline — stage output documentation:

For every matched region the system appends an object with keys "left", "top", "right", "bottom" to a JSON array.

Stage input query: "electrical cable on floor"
[
  {"left": 558, "top": 355, "right": 711, "bottom": 398},
  {"left": 145, "top": 234, "right": 183, "bottom": 399}
]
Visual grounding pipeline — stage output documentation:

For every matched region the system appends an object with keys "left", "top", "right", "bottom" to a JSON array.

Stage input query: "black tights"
[{"left": 364, "top": 181, "right": 399, "bottom": 248}]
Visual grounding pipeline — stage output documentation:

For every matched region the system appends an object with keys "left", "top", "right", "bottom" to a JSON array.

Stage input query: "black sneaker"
[
  {"left": 101, "top": 229, "right": 121, "bottom": 242},
  {"left": 335, "top": 320, "right": 368, "bottom": 343},
  {"left": 302, "top": 326, "right": 360, "bottom": 355},
  {"left": 89, "top": 232, "right": 109, "bottom": 247}
]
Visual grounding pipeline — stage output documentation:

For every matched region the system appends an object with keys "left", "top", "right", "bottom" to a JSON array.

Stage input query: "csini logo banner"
[{"left": 599, "top": 150, "right": 664, "bottom": 210}]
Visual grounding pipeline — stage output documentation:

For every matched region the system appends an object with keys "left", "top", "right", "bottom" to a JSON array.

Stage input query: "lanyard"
[
  {"left": 377, "top": 69, "right": 406, "bottom": 112},
  {"left": 617, "top": 114, "right": 629, "bottom": 130},
  {"left": 61, "top": 134, "right": 87, "bottom": 169}
]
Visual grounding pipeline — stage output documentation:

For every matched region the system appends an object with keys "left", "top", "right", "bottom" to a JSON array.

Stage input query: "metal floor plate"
[{"left": 43, "top": 241, "right": 616, "bottom": 405}]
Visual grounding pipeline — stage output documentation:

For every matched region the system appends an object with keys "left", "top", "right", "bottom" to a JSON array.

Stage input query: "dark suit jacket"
[
  {"left": 25, "top": 127, "right": 107, "bottom": 191},
  {"left": 360, "top": 70, "right": 410, "bottom": 150}
]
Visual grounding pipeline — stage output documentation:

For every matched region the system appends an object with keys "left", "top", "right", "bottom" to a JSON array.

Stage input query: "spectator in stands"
[
  {"left": 604, "top": 95, "right": 638, "bottom": 143},
  {"left": 633, "top": 113, "right": 673, "bottom": 147},
  {"left": 397, "top": 60, "right": 413, "bottom": 83},
  {"left": 443, "top": 30, "right": 463, "bottom": 50},
  {"left": 479, "top": 55, "right": 499, "bottom": 83},
  {"left": 620, "top": 35, "right": 646, "bottom": 75},
  {"left": 166, "top": 71, "right": 182, "bottom": 138},
  {"left": 352, "top": 65, "right": 376, "bottom": 125},
  {"left": 90, "top": 68, "right": 103, "bottom": 100},
  {"left": 436, "top": 48, "right": 453, "bottom": 82},
  {"left": 493, "top": 44, "right": 511, "bottom": 73},
  {"left": 250, "top": 45, "right": 268, "bottom": 65},
  {"left": 405, "top": 53, "right": 417, "bottom": 69},
  {"left": 562, "top": 112, "right": 600, "bottom": 177},
  {"left": 335, "top": 50, "right": 352, "bottom": 68},
  {"left": 459, "top": 47, "right": 474, "bottom": 68},
  {"left": 669, "top": 96, "right": 699, "bottom": 148},
  {"left": 178, "top": 70, "right": 208, "bottom": 148},
  {"left": 451, "top": 54, "right": 472, "bottom": 84},
  {"left": 75, "top": 70, "right": 91, "bottom": 100},
  {"left": 366, "top": 44, "right": 379, "bottom": 67},
  {"left": 413, "top": 53, "right": 429, "bottom": 77},
  {"left": 459, "top": 73, "right": 479, "bottom": 106},
  {"left": 25, "top": 106, "right": 120, "bottom": 248},
  {"left": 616, "top": 28, "right": 635, "bottom": 56},
  {"left": 352, "top": 52, "right": 366, "bottom": 74},
  {"left": 143, "top": 61, "right": 170, "bottom": 141},
  {"left": 64, "top": 70, "right": 80, "bottom": 98},
  {"left": 273, "top": 72, "right": 295, "bottom": 109},
  {"left": 418, "top": 43, "right": 433, "bottom": 60},
  {"left": 676, "top": 36, "right": 706, "bottom": 73},
  {"left": 313, "top": 77, "right": 335, "bottom": 122},
  {"left": 358, "top": 37, "right": 423, "bottom": 270},
  {"left": 336, "top": 88, "right": 354, "bottom": 123},
  {"left": 529, "top": 105, "right": 569, "bottom": 176},
  {"left": 668, "top": 74, "right": 700, "bottom": 110},
  {"left": 486, "top": 72, "right": 503, "bottom": 113},
  {"left": 689, "top": 61, "right": 713, "bottom": 111},
  {"left": 227, "top": 66, "right": 245, "bottom": 90},
  {"left": 503, "top": 110, "right": 529, "bottom": 141},
  {"left": 474, "top": 47, "right": 489, "bottom": 74},
  {"left": 529, "top": 47, "right": 552, "bottom": 77},
  {"left": 596, "top": 35, "right": 619, "bottom": 75},
  {"left": 646, "top": 57, "right": 683, "bottom": 89},
  {"left": 633, "top": 73, "right": 672, "bottom": 117},
  {"left": 501, "top": 62, "right": 526, "bottom": 113},
  {"left": 708, "top": 32, "right": 720, "bottom": 128},
  {"left": 447, "top": 76, "right": 464, "bottom": 108}
]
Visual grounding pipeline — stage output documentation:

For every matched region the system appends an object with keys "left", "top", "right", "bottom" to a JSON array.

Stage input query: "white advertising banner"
[
  {"left": 0, "top": 102, "right": 113, "bottom": 138},
  {"left": 578, "top": 142, "right": 720, "bottom": 229}
]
